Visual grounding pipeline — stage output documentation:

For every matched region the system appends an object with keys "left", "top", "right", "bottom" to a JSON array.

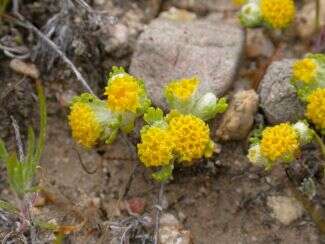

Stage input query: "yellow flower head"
[
  {"left": 260, "top": 0, "right": 295, "bottom": 29},
  {"left": 260, "top": 123, "right": 299, "bottom": 162},
  {"left": 293, "top": 58, "right": 317, "bottom": 84},
  {"left": 68, "top": 102, "right": 102, "bottom": 148},
  {"left": 105, "top": 73, "right": 142, "bottom": 113},
  {"left": 137, "top": 127, "right": 174, "bottom": 167},
  {"left": 306, "top": 88, "right": 325, "bottom": 130},
  {"left": 165, "top": 77, "right": 200, "bottom": 102},
  {"left": 168, "top": 114, "right": 210, "bottom": 163}
]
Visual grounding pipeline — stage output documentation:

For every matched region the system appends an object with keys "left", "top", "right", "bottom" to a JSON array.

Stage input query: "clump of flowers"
[
  {"left": 68, "top": 67, "right": 152, "bottom": 148},
  {"left": 247, "top": 122, "right": 313, "bottom": 169},
  {"left": 68, "top": 93, "right": 118, "bottom": 148},
  {"left": 164, "top": 76, "right": 228, "bottom": 121},
  {"left": 291, "top": 54, "right": 325, "bottom": 101},
  {"left": 137, "top": 107, "right": 215, "bottom": 182},
  {"left": 239, "top": 0, "right": 295, "bottom": 29},
  {"left": 305, "top": 88, "right": 325, "bottom": 134}
]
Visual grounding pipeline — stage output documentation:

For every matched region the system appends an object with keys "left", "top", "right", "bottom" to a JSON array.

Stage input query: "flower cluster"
[
  {"left": 69, "top": 68, "right": 227, "bottom": 182},
  {"left": 137, "top": 76, "right": 228, "bottom": 182},
  {"left": 69, "top": 101, "right": 102, "bottom": 148},
  {"left": 291, "top": 53, "right": 325, "bottom": 101},
  {"left": 138, "top": 126, "right": 174, "bottom": 168},
  {"left": 239, "top": 0, "right": 295, "bottom": 29},
  {"left": 168, "top": 113, "right": 213, "bottom": 163},
  {"left": 105, "top": 67, "right": 150, "bottom": 114},
  {"left": 137, "top": 108, "right": 215, "bottom": 181},
  {"left": 68, "top": 67, "right": 150, "bottom": 148},
  {"left": 247, "top": 122, "right": 313, "bottom": 169}
]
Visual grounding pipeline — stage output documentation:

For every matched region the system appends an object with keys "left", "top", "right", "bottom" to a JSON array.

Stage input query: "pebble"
[{"left": 9, "top": 59, "right": 40, "bottom": 79}]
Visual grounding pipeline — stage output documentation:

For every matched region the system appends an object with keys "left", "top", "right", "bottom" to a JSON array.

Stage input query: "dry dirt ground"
[
  {"left": 1, "top": 96, "right": 323, "bottom": 243},
  {"left": 1, "top": 0, "right": 325, "bottom": 243}
]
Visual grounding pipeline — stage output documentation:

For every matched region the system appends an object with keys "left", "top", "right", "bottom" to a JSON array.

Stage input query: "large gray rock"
[
  {"left": 258, "top": 59, "right": 305, "bottom": 124},
  {"left": 130, "top": 17, "right": 244, "bottom": 109}
]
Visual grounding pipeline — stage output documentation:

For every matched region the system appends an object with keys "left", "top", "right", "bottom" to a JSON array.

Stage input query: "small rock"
[
  {"left": 130, "top": 16, "right": 244, "bottom": 109},
  {"left": 124, "top": 197, "right": 146, "bottom": 216},
  {"left": 267, "top": 196, "right": 304, "bottom": 225},
  {"left": 246, "top": 28, "right": 274, "bottom": 58},
  {"left": 34, "top": 194, "right": 46, "bottom": 207},
  {"left": 216, "top": 89, "right": 259, "bottom": 141},
  {"left": 159, "top": 213, "right": 191, "bottom": 244},
  {"left": 296, "top": 0, "right": 325, "bottom": 39},
  {"left": 159, "top": 227, "right": 192, "bottom": 244},
  {"left": 258, "top": 59, "right": 305, "bottom": 124},
  {"left": 9, "top": 59, "right": 40, "bottom": 79},
  {"left": 159, "top": 7, "right": 197, "bottom": 21}
]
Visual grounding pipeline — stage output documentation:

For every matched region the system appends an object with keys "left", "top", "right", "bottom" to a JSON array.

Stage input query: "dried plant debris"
[{"left": 31, "top": 0, "right": 116, "bottom": 71}]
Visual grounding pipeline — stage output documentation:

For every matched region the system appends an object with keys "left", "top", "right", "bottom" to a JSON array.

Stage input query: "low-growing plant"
[
  {"left": 68, "top": 68, "right": 229, "bottom": 183},
  {"left": 0, "top": 84, "right": 80, "bottom": 243},
  {"left": 0, "top": 83, "right": 47, "bottom": 241}
]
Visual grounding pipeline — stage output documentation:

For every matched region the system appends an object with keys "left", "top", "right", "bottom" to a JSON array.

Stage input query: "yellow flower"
[
  {"left": 260, "top": 123, "right": 299, "bottom": 162},
  {"left": 293, "top": 58, "right": 317, "bottom": 84},
  {"left": 105, "top": 73, "right": 141, "bottom": 113},
  {"left": 68, "top": 102, "right": 102, "bottom": 148},
  {"left": 165, "top": 77, "right": 199, "bottom": 102},
  {"left": 137, "top": 127, "right": 174, "bottom": 167},
  {"left": 168, "top": 114, "right": 210, "bottom": 163},
  {"left": 306, "top": 88, "right": 325, "bottom": 130},
  {"left": 260, "top": 0, "right": 295, "bottom": 29}
]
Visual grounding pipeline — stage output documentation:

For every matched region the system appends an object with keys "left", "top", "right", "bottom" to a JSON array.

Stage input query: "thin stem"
[
  {"left": 153, "top": 183, "right": 164, "bottom": 244},
  {"left": 314, "top": 131, "right": 325, "bottom": 158}
]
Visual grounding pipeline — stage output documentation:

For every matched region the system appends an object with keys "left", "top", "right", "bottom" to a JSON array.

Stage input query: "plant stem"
[
  {"left": 314, "top": 131, "right": 325, "bottom": 158},
  {"left": 153, "top": 183, "right": 164, "bottom": 244}
]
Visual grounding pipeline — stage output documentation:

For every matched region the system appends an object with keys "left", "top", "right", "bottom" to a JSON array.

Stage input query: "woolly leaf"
[
  {"left": 144, "top": 107, "right": 164, "bottom": 125},
  {"left": 151, "top": 164, "right": 174, "bottom": 183}
]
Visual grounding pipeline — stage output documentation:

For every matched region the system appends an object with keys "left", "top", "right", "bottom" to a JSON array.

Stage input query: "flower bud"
[
  {"left": 239, "top": 2, "right": 262, "bottom": 28},
  {"left": 293, "top": 121, "right": 314, "bottom": 145},
  {"left": 193, "top": 93, "right": 217, "bottom": 121},
  {"left": 247, "top": 144, "right": 269, "bottom": 167}
]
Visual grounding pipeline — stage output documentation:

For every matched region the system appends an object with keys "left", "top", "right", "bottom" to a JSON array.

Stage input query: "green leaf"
[
  {"left": 144, "top": 107, "right": 164, "bottom": 125},
  {"left": 25, "top": 127, "right": 36, "bottom": 164},
  {"left": 108, "top": 66, "right": 126, "bottom": 80},
  {"left": 249, "top": 125, "right": 264, "bottom": 146},
  {"left": 0, "top": 138, "right": 8, "bottom": 163},
  {"left": 151, "top": 164, "right": 174, "bottom": 183},
  {"left": 0, "top": 199, "right": 19, "bottom": 215},
  {"left": 215, "top": 97, "right": 228, "bottom": 114},
  {"left": 25, "top": 127, "right": 37, "bottom": 190},
  {"left": 33, "top": 84, "right": 47, "bottom": 164},
  {"left": 6, "top": 153, "right": 24, "bottom": 196}
]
